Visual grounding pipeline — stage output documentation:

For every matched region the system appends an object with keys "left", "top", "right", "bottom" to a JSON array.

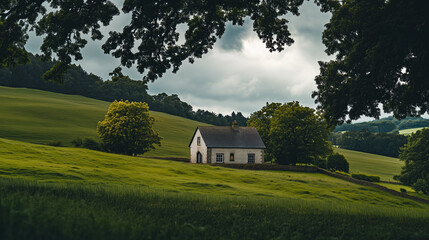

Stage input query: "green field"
[
  {"left": 335, "top": 148, "right": 404, "bottom": 181},
  {"left": 1, "top": 137, "right": 429, "bottom": 239},
  {"left": 0, "top": 137, "right": 415, "bottom": 204},
  {"left": 399, "top": 127, "right": 426, "bottom": 135},
  {"left": 0, "top": 86, "right": 208, "bottom": 157}
]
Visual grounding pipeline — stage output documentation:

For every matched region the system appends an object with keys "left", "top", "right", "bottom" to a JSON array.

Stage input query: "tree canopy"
[
  {"left": 1, "top": 0, "right": 335, "bottom": 82},
  {"left": 312, "top": 0, "right": 429, "bottom": 125},
  {"left": 248, "top": 102, "right": 332, "bottom": 165},
  {"left": 396, "top": 128, "right": 429, "bottom": 194},
  {"left": 97, "top": 100, "right": 162, "bottom": 156}
]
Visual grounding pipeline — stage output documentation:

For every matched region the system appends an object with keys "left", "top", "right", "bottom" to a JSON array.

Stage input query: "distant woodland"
[
  {"left": 334, "top": 117, "right": 429, "bottom": 133},
  {"left": 331, "top": 117, "right": 429, "bottom": 157},
  {"left": 0, "top": 54, "right": 248, "bottom": 126}
]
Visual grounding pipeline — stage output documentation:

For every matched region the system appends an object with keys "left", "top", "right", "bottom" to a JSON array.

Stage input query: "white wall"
[
  {"left": 209, "top": 148, "right": 264, "bottom": 164},
  {"left": 189, "top": 129, "right": 208, "bottom": 163}
]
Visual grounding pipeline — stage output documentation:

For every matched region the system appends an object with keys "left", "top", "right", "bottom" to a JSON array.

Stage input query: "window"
[
  {"left": 230, "top": 153, "right": 234, "bottom": 162},
  {"left": 197, "top": 137, "right": 201, "bottom": 146},
  {"left": 216, "top": 153, "right": 224, "bottom": 163},
  {"left": 248, "top": 153, "right": 255, "bottom": 163}
]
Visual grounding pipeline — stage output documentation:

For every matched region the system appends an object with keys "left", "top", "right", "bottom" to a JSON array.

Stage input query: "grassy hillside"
[
  {"left": 399, "top": 127, "right": 426, "bottom": 135},
  {"left": 0, "top": 137, "right": 416, "bottom": 206},
  {"left": 335, "top": 148, "right": 404, "bottom": 181},
  {"left": 1, "top": 137, "right": 429, "bottom": 239},
  {"left": 0, "top": 86, "right": 208, "bottom": 157}
]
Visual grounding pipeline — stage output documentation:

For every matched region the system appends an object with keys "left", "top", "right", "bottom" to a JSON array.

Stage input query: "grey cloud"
[{"left": 217, "top": 20, "right": 252, "bottom": 52}]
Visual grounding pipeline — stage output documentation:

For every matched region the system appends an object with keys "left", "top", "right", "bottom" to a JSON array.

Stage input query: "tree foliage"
[
  {"left": 1, "top": 0, "right": 336, "bottom": 82},
  {"left": 327, "top": 153, "right": 349, "bottom": 173},
  {"left": 1, "top": 0, "right": 119, "bottom": 82},
  {"left": 313, "top": 0, "right": 429, "bottom": 125},
  {"left": 247, "top": 102, "right": 282, "bottom": 162},
  {"left": 248, "top": 102, "right": 332, "bottom": 165},
  {"left": 397, "top": 129, "right": 429, "bottom": 194},
  {"left": 97, "top": 100, "right": 162, "bottom": 156}
]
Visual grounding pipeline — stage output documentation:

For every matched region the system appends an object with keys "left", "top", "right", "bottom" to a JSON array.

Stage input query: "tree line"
[
  {"left": 334, "top": 116, "right": 429, "bottom": 133},
  {"left": 330, "top": 130, "right": 408, "bottom": 158},
  {"left": 0, "top": 54, "right": 248, "bottom": 126}
]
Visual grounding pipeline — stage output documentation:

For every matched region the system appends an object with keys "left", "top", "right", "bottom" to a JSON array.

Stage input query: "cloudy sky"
[{"left": 26, "top": 1, "right": 332, "bottom": 117}]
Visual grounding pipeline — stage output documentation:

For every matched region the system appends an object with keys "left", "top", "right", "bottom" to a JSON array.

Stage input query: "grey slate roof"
[{"left": 189, "top": 126, "right": 266, "bottom": 148}]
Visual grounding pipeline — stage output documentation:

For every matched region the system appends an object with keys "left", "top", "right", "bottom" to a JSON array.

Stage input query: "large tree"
[
  {"left": 248, "top": 102, "right": 332, "bottom": 165},
  {"left": 312, "top": 0, "right": 429, "bottom": 125},
  {"left": 97, "top": 100, "right": 162, "bottom": 156},
  {"left": 1, "top": 0, "right": 335, "bottom": 82},
  {"left": 396, "top": 128, "right": 429, "bottom": 194}
]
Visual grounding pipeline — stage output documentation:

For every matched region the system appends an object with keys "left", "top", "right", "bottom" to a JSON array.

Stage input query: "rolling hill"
[
  {"left": 0, "top": 86, "right": 410, "bottom": 178},
  {"left": 334, "top": 148, "right": 404, "bottom": 181},
  {"left": 0, "top": 86, "right": 208, "bottom": 157}
]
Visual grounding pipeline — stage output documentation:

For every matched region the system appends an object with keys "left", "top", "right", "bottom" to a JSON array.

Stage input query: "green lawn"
[
  {"left": 335, "top": 148, "right": 404, "bottom": 181},
  {"left": 0, "top": 86, "right": 208, "bottom": 157}
]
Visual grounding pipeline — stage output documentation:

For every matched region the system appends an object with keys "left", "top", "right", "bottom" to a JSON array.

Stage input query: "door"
[{"left": 197, "top": 151, "right": 202, "bottom": 163}]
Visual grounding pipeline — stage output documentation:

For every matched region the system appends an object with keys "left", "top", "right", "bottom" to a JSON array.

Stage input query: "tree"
[
  {"left": 312, "top": 0, "right": 429, "bottom": 125},
  {"left": 248, "top": 102, "right": 332, "bottom": 165},
  {"left": 327, "top": 153, "right": 349, "bottom": 173},
  {"left": 396, "top": 129, "right": 429, "bottom": 194},
  {"left": 1, "top": 0, "right": 336, "bottom": 82},
  {"left": 97, "top": 100, "right": 161, "bottom": 156},
  {"left": 247, "top": 102, "right": 282, "bottom": 162}
]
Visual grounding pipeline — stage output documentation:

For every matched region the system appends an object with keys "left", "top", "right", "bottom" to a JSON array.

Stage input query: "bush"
[
  {"left": 82, "top": 138, "right": 100, "bottom": 150},
  {"left": 400, "top": 188, "right": 407, "bottom": 193},
  {"left": 47, "top": 140, "right": 62, "bottom": 147},
  {"left": 413, "top": 179, "right": 429, "bottom": 194},
  {"left": 312, "top": 158, "right": 327, "bottom": 169},
  {"left": 334, "top": 170, "right": 351, "bottom": 177},
  {"left": 351, "top": 173, "right": 381, "bottom": 182},
  {"left": 327, "top": 153, "right": 349, "bottom": 173},
  {"left": 71, "top": 137, "right": 83, "bottom": 147}
]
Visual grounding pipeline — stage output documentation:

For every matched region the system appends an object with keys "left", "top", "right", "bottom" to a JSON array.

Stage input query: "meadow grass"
[
  {"left": 0, "top": 137, "right": 426, "bottom": 208},
  {"left": 377, "top": 182, "right": 429, "bottom": 201},
  {"left": 335, "top": 148, "right": 403, "bottom": 181},
  {"left": 1, "top": 177, "right": 429, "bottom": 240},
  {"left": 0, "top": 86, "right": 209, "bottom": 157}
]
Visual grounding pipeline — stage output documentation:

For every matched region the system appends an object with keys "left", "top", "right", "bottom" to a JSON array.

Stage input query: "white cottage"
[{"left": 189, "top": 122, "right": 265, "bottom": 164}]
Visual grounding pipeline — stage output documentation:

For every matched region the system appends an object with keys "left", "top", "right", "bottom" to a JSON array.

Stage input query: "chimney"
[{"left": 232, "top": 120, "right": 239, "bottom": 130}]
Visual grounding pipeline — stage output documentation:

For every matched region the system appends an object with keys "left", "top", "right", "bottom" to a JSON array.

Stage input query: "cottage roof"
[{"left": 189, "top": 126, "right": 266, "bottom": 149}]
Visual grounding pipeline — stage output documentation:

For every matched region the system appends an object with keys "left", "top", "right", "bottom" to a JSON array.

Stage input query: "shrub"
[
  {"left": 82, "top": 138, "right": 100, "bottom": 150},
  {"left": 351, "top": 173, "right": 381, "bottom": 182},
  {"left": 334, "top": 170, "right": 351, "bottom": 177},
  {"left": 413, "top": 179, "right": 429, "bottom": 194},
  {"left": 327, "top": 153, "right": 349, "bottom": 173},
  {"left": 312, "top": 158, "right": 327, "bottom": 169},
  {"left": 47, "top": 140, "right": 62, "bottom": 147},
  {"left": 71, "top": 137, "right": 83, "bottom": 147},
  {"left": 400, "top": 188, "right": 407, "bottom": 193}
]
